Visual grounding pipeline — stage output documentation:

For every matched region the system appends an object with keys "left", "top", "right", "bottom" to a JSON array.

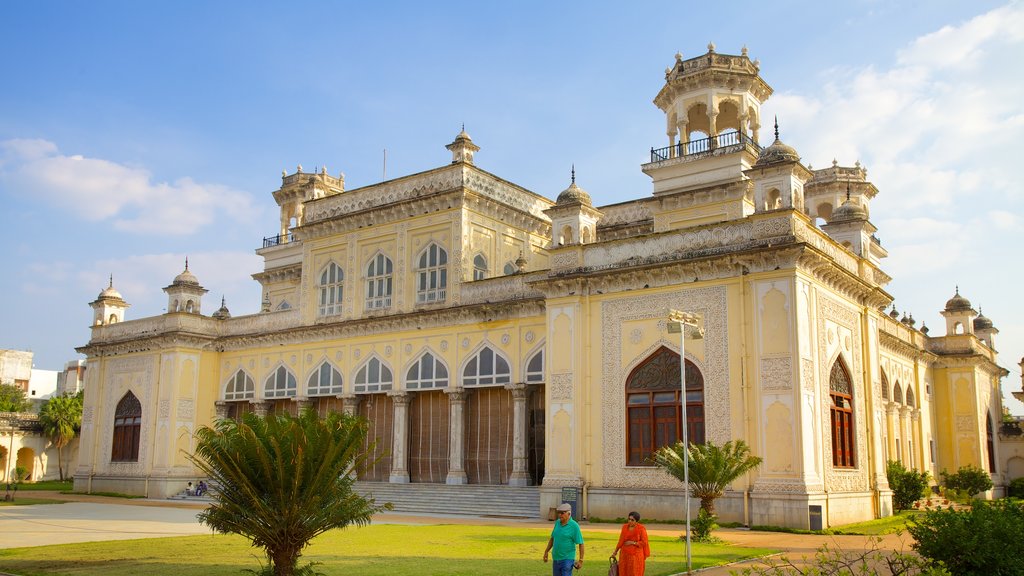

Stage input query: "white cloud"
[
  {"left": 984, "top": 210, "right": 1018, "bottom": 229},
  {"left": 0, "top": 139, "right": 258, "bottom": 235}
]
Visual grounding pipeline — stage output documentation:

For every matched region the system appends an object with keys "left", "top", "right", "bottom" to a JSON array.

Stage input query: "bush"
[
  {"left": 939, "top": 464, "right": 993, "bottom": 498},
  {"left": 1008, "top": 477, "right": 1024, "bottom": 499},
  {"left": 887, "top": 460, "right": 931, "bottom": 511},
  {"left": 908, "top": 500, "right": 1024, "bottom": 575},
  {"left": 691, "top": 508, "right": 717, "bottom": 542}
]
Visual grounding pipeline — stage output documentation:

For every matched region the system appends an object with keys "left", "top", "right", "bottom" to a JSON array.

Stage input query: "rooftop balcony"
[{"left": 649, "top": 132, "right": 762, "bottom": 164}]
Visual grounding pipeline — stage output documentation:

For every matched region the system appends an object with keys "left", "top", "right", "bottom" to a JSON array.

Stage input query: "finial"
[
  {"left": 832, "top": 158, "right": 838, "bottom": 167},
  {"left": 675, "top": 51, "right": 682, "bottom": 61},
  {"left": 297, "top": 164, "right": 303, "bottom": 173},
  {"left": 184, "top": 257, "right": 189, "bottom": 271},
  {"left": 846, "top": 181, "right": 851, "bottom": 202},
  {"left": 571, "top": 164, "right": 576, "bottom": 185},
  {"left": 108, "top": 274, "right": 113, "bottom": 289},
  {"left": 773, "top": 116, "right": 779, "bottom": 140},
  {"left": 221, "top": 295, "right": 227, "bottom": 307},
  {"left": 707, "top": 41, "right": 715, "bottom": 53},
  {"left": 461, "top": 122, "right": 465, "bottom": 132},
  {"left": 741, "top": 45, "right": 748, "bottom": 56},
  {"left": 955, "top": 284, "right": 960, "bottom": 295}
]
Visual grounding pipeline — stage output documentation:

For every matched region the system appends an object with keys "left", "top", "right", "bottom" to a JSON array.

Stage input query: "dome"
[
  {"left": 830, "top": 197, "right": 868, "bottom": 223},
  {"left": 173, "top": 259, "right": 200, "bottom": 286},
  {"left": 97, "top": 275, "right": 124, "bottom": 301},
  {"left": 556, "top": 181, "right": 592, "bottom": 206},
  {"left": 212, "top": 296, "right": 231, "bottom": 320},
  {"left": 944, "top": 287, "right": 972, "bottom": 312},
  {"left": 754, "top": 138, "right": 800, "bottom": 167},
  {"left": 974, "top": 308, "right": 993, "bottom": 330}
]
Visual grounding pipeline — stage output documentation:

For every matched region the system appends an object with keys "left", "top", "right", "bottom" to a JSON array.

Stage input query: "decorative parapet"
[
  {"left": 0, "top": 412, "right": 42, "bottom": 432},
  {"left": 459, "top": 273, "right": 546, "bottom": 306},
  {"left": 85, "top": 309, "right": 303, "bottom": 346},
  {"left": 596, "top": 201, "right": 653, "bottom": 229}
]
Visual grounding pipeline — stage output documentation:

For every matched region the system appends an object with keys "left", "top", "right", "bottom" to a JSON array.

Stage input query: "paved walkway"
[{"left": 1, "top": 492, "right": 914, "bottom": 574}]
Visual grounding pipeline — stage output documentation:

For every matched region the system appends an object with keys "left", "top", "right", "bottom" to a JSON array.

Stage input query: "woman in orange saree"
[{"left": 612, "top": 511, "right": 650, "bottom": 576}]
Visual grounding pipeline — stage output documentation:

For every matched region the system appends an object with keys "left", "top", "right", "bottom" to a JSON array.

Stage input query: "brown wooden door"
[
  {"left": 465, "top": 387, "right": 514, "bottom": 485},
  {"left": 528, "top": 387, "right": 545, "bottom": 486},
  {"left": 408, "top": 390, "right": 450, "bottom": 483},
  {"left": 357, "top": 393, "right": 393, "bottom": 481}
]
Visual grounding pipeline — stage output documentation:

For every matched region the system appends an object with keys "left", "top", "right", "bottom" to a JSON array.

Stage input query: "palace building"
[{"left": 74, "top": 46, "right": 1010, "bottom": 528}]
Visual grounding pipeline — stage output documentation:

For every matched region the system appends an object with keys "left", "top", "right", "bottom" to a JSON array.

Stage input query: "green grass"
[
  {"left": 0, "top": 497, "right": 66, "bottom": 506},
  {"left": 5, "top": 479, "right": 73, "bottom": 491},
  {"left": 0, "top": 523, "right": 776, "bottom": 576},
  {"left": 824, "top": 511, "right": 924, "bottom": 535}
]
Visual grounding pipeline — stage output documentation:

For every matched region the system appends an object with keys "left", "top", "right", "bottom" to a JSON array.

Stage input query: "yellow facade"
[{"left": 75, "top": 48, "right": 1010, "bottom": 528}]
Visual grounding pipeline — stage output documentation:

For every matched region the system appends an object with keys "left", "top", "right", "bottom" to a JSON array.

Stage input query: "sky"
[{"left": 1, "top": 1, "right": 1022, "bottom": 411}]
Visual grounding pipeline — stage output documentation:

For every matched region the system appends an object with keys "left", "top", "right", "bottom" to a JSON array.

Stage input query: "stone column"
[
  {"left": 708, "top": 111, "right": 719, "bottom": 149},
  {"left": 388, "top": 392, "right": 410, "bottom": 483},
  {"left": 214, "top": 401, "right": 229, "bottom": 418},
  {"left": 294, "top": 396, "right": 313, "bottom": 414},
  {"left": 676, "top": 120, "right": 688, "bottom": 156},
  {"left": 445, "top": 388, "right": 468, "bottom": 485},
  {"left": 340, "top": 394, "right": 360, "bottom": 416},
  {"left": 507, "top": 383, "right": 532, "bottom": 486}
]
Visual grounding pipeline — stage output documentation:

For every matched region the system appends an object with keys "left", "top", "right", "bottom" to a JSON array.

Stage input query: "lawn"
[
  {"left": 0, "top": 523, "right": 775, "bottom": 576},
  {"left": 824, "top": 511, "right": 925, "bottom": 535},
  {"left": 9, "top": 479, "right": 74, "bottom": 491}
]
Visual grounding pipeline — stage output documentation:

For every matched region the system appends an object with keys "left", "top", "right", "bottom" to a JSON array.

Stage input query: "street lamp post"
[{"left": 667, "top": 309, "right": 701, "bottom": 575}]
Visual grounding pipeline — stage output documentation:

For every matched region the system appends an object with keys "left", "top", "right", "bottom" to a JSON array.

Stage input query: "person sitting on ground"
[
  {"left": 186, "top": 481, "right": 194, "bottom": 496},
  {"left": 196, "top": 480, "right": 208, "bottom": 497}
]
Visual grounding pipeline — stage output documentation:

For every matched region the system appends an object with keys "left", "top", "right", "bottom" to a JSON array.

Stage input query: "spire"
[
  {"left": 108, "top": 274, "right": 114, "bottom": 289},
  {"left": 774, "top": 116, "right": 779, "bottom": 140},
  {"left": 571, "top": 164, "right": 576, "bottom": 184},
  {"left": 184, "top": 256, "right": 189, "bottom": 271},
  {"left": 846, "top": 180, "right": 851, "bottom": 202}
]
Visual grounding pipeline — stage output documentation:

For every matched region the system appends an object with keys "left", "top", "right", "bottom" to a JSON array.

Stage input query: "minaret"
[
  {"left": 89, "top": 275, "right": 129, "bottom": 326},
  {"left": 939, "top": 286, "right": 977, "bottom": 336},
  {"left": 445, "top": 126, "right": 481, "bottom": 165},
  {"left": 544, "top": 167, "right": 602, "bottom": 248},
  {"left": 820, "top": 181, "right": 887, "bottom": 265},
  {"left": 973, "top": 307, "right": 998, "bottom": 349},
  {"left": 163, "top": 258, "right": 208, "bottom": 314},
  {"left": 744, "top": 118, "right": 811, "bottom": 214}
]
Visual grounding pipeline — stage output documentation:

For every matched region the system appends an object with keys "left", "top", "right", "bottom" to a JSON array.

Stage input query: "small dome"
[
  {"left": 556, "top": 181, "right": 592, "bottom": 206},
  {"left": 173, "top": 259, "right": 199, "bottom": 286},
  {"left": 974, "top": 308, "right": 993, "bottom": 330},
  {"left": 97, "top": 276, "right": 123, "bottom": 300},
  {"left": 830, "top": 197, "right": 868, "bottom": 223},
  {"left": 944, "top": 287, "right": 972, "bottom": 312},
  {"left": 755, "top": 138, "right": 800, "bottom": 166},
  {"left": 212, "top": 296, "right": 231, "bottom": 320},
  {"left": 454, "top": 128, "right": 472, "bottom": 142}
]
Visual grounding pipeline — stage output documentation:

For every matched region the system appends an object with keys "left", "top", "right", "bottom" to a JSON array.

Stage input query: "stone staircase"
[{"left": 355, "top": 481, "right": 541, "bottom": 519}]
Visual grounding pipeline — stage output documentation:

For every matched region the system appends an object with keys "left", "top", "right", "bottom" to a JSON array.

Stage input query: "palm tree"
[
  {"left": 189, "top": 409, "right": 390, "bottom": 576},
  {"left": 653, "top": 439, "right": 763, "bottom": 515},
  {"left": 38, "top": 393, "right": 83, "bottom": 481}
]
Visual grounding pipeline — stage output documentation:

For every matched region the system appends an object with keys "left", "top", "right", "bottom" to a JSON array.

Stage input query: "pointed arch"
[
  {"left": 354, "top": 355, "right": 393, "bottom": 393},
  {"left": 880, "top": 370, "right": 890, "bottom": 401},
  {"left": 829, "top": 356, "right": 856, "bottom": 468},
  {"left": 987, "top": 412, "right": 996, "bottom": 472},
  {"left": 625, "top": 345, "right": 704, "bottom": 466},
  {"left": 111, "top": 391, "right": 142, "bottom": 462},
  {"left": 365, "top": 251, "right": 393, "bottom": 310},
  {"left": 524, "top": 345, "right": 545, "bottom": 384},
  {"left": 405, "top": 349, "right": 449, "bottom": 390},
  {"left": 317, "top": 261, "right": 344, "bottom": 317},
  {"left": 416, "top": 242, "right": 448, "bottom": 303},
  {"left": 462, "top": 344, "right": 512, "bottom": 387},
  {"left": 264, "top": 364, "right": 297, "bottom": 398},
  {"left": 905, "top": 386, "right": 915, "bottom": 408},
  {"left": 472, "top": 253, "right": 488, "bottom": 281},
  {"left": 307, "top": 360, "right": 343, "bottom": 396},
  {"left": 224, "top": 369, "right": 255, "bottom": 400},
  {"left": 503, "top": 261, "right": 517, "bottom": 275},
  {"left": 893, "top": 381, "right": 904, "bottom": 405}
]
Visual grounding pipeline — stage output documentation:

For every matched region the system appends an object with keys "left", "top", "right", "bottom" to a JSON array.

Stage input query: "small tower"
[
  {"left": 445, "top": 127, "right": 481, "bottom": 165},
  {"left": 164, "top": 259, "right": 208, "bottom": 314},
  {"left": 212, "top": 296, "right": 232, "bottom": 320},
  {"left": 744, "top": 119, "right": 811, "bottom": 214},
  {"left": 820, "top": 182, "right": 888, "bottom": 265},
  {"left": 973, "top": 307, "right": 998, "bottom": 349},
  {"left": 272, "top": 163, "right": 345, "bottom": 243},
  {"left": 939, "top": 287, "right": 976, "bottom": 336},
  {"left": 544, "top": 168, "right": 602, "bottom": 247},
  {"left": 89, "top": 275, "right": 129, "bottom": 326}
]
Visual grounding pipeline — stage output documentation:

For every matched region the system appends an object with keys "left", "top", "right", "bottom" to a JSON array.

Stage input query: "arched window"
[
  {"left": 880, "top": 371, "right": 890, "bottom": 401},
  {"left": 986, "top": 413, "right": 995, "bottom": 473},
  {"left": 307, "top": 362, "right": 343, "bottom": 396},
  {"left": 525, "top": 348, "right": 544, "bottom": 383},
  {"left": 185, "top": 300, "right": 195, "bottom": 313},
  {"left": 264, "top": 366, "right": 297, "bottom": 398},
  {"left": 503, "top": 261, "right": 517, "bottom": 275},
  {"left": 473, "top": 254, "right": 488, "bottom": 281},
  {"left": 893, "top": 382, "right": 903, "bottom": 405},
  {"left": 354, "top": 357, "right": 393, "bottom": 393},
  {"left": 625, "top": 346, "right": 704, "bottom": 466},
  {"left": 905, "top": 387, "right": 915, "bottom": 408},
  {"left": 365, "top": 253, "right": 393, "bottom": 310},
  {"left": 108, "top": 314, "right": 119, "bottom": 324},
  {"left": 406, "top": 352, "right": 449, "bottom": 390},
  {"left": 277, "top": 300, "right": 291, "bottom": 311},
  {"left": 830, "top": 358, "right": 856, "bottom": 468},
  {"left": 225, "top": 370, "right": 255, "bottom": 400},
  {"left": 112, "top": 392, "right": 142, "bottom": 462},
  {"left": 416, "top": 243, "right": 447, "bottom": 304},
  {"left": 318, "top": 262, "right": 344, "bottom": 317},
  {"left": 463, "top": 346, "right": 511, "bottom": 387}
]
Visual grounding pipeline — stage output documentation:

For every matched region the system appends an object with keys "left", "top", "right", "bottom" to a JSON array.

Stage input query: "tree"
[
  {"left": 189, "top": 409, "right": 389, "bottom": 576},
  {"left": 908, "top": 500, "right": 1024, "bottom": 575},
  {"left": 940, "top": 464, "right": 993, "bottom": 499},
  {"left": 0, "top": 383, "right": 31, "bottom": 412},
  {"left": 38, "top": 393, "right": 84, "bottom": 481},
  {"left": 652, "top": 439, "right": 763, "bottom": 516},
  {"left": 887, "top": 460, "right": 931, "bottom": 511}
]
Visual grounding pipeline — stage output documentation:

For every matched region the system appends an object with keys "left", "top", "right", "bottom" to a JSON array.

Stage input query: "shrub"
[
  {"left": 887, "top": 460, "right": 931, "bottom": 511},
  {"left": 939, "top": 464, "right": 993, "bottom": 498},
  {"left": 691, "top": 508, "right": 717, "bottom": 542},
  {"left": 907, "top": 499, "right": 1024, "bottom": 575},
  {"left": 1008, "top": 477, "right": 1024, "bottom": 500},
  {"left": 732, "top": 538, "right": 950, "bottom": 575}
]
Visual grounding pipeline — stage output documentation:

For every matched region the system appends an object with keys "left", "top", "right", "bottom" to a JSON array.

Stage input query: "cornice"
[
  {"left": 252, "top": 263, "right": 302, "bottom": 284},
  {"left": 878, "top": 330, "right": 934, "bottom": 363}
]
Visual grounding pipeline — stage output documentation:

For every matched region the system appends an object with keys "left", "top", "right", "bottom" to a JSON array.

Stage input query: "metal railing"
[
  {"left": 650, "top": 131, "right": 761, "bottom": 163},
  {"left": 262, "top": 233, "right": 295, "bottom": 248}
]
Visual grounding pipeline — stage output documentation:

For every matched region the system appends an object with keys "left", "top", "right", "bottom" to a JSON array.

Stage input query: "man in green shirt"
[{"left": 543, "top": 502, "right": 584, "bottom": 575}]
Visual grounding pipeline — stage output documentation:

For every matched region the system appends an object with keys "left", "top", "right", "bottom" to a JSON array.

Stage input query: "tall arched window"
[
  {"left": 264, "top": 366, "right": 297, "bottom": 398},
  {"left": 225, "top": 370, "right": 255, "bottom": 400},
  {"left": 318, "top": 262, "right": 344, "bottom": 317},
  {"left": 473, "top": 254, "right": 488, "bottom": 280},
  {"left": 525, "top": 348, "right": 544, "bottom": 383},
  {"left": 893, "top": 382, "right": 903, "bottom": 405},
  {"left": 307, "top": 362, "right": 343, "bottom": 396},
  {"left": 880, "top": 371, "right": 890, "bottom": 401},
  {"left": 416, "top": 243, "right": 447, "bottom": 303},
  {"left": 354, "top": 357, "right": 393, "bottom": 393},
  {"left": 625, "top": 346, "right": 704, "bottom": 466},
  {"left": 365, "top": 253, "right": 393, "bottom": 310},
  {"left": 112, "top": 392, "right": 142, "bottom": 462},
  {"left": 406, "top": 352, "right": 449, "bottom": 390},
  {"left": 830, "top": 358, "right": 856, "bottom": 468},
  {"left": 463, "top": 345, "right": 511, "bottom": 387},
  {"left": 986, "top": 413, "right": 996, "bottom": 472},
  {"left": 905, "top": 387, "right": 915, "bottom": 408}
]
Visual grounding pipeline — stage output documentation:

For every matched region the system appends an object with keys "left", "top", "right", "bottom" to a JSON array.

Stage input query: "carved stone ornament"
[
  {"left": 761, "top": 357, "right": 793, "bottom": 391},
  {"left": 550, "top": 373, "right": 573, "bottom": 400}
]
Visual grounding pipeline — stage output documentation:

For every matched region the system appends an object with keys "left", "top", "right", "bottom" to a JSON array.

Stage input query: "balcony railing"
[
  {"left": 262, "top": 233, "right": 295, "bottom": 249},
  {"left": 650, "top": 131, "right": 762, "bottom": 163}
]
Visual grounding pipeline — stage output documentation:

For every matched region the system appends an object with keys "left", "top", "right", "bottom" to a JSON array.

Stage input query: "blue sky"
[{"left": 2, "top": 1, "right": 1022, "bottom": 411}]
